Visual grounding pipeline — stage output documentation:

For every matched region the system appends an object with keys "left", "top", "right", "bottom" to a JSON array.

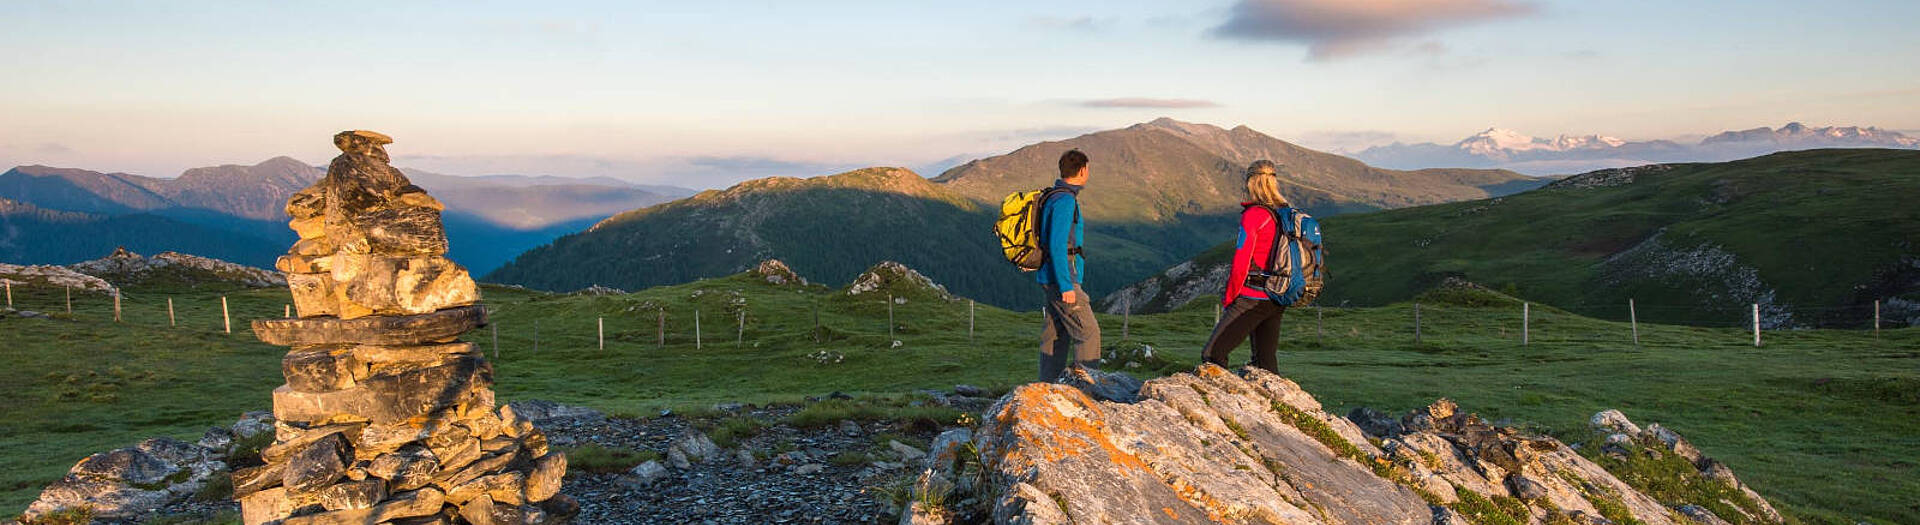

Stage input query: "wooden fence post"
[
  {"left": 1315, "top": 305, "right": 1323, "bottom": 344},
  {"left": 736, "top": 309, "right": 744, "bottom": 347},
  {"left": 1522, "top": 302, "right": 1529, "bottom": 347},
  {"left": 66, "top": 285, "right": 72, "bottom": 314},
  {"left": 888, "top": 294, "right": 896, "bottom": 341},
  {"left": 167, "top": 297, "right": 175, "bottom": 326},
  {"left": 1629, "top": 299, "right": 1639, "bottom": 346},
  {"left": 1214, "top": 303, "right": 1221, "bottom": 325},
  {"left": 222, "top": 296, "right": 230, "bottom": 334},
  {"left": 598, "top": 317, "right": 605, "bottom": 351},
  {"left": 114, "top": 291, "right": 121, "bottom": 322},
  {"left": 657, "top": 308, "right": 665, "bottom": 346},
  {"left": 695, "top": 310, "right": 702, "bottom": 350},
  {"left": 1752, "top": 303, "right": 1761, "bottom": 347},
  {"left": 1414, "top": 302, "right": 1422, "bottom": 345},
  {"left": 492, "top": 319, "right": 500, "bottom": 359},
  {"left": 968, "top": 300, "right": 975, "bottom": 345},
  {"left": 1121, "top": 297, "right": 1130, "bottom": 340},
  {"left": 5, "top": 281, "right": 10, "bottom": 308},
  {"left": 1874, "top": 299, "right": 1881, "bottom": 338},
  {"left": 812, "top": 301, "right": 820, "bottom": 343}
]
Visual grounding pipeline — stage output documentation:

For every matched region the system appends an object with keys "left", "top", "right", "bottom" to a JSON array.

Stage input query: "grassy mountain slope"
[
  {"left": 0, "top": 198, "right": 283, "bottom": 267},
  {"left": 488, "top": 167, "right": 1047, "bottom": 306},
  {"left": 493, "top": 119, "right": 1547, "bottom": 307},
  {"left": 931, "top": 118, "right": 1541, "bottom": 222},
  {"left": 1, "top": 269, "right": 1912, "bottom": 522},
  {"left": 1101, "top": 149, "right": 1920, "bottom": 328},
  {"left": 0, "top": 159, "right": 682, "bottom": 275}
]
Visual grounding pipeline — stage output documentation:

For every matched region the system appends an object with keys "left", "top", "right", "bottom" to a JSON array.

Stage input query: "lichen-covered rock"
[
  {"left": 20, "top": 437, "right": 225, "bottom": 520},
  {"left": 917, "top": 365, "right": 1784, "bottom": 525}
]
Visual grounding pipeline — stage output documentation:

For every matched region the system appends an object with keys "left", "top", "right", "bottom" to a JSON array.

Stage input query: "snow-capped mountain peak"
[{"left": 1352, "top": 121, "right": 1919, "bottom": 175}]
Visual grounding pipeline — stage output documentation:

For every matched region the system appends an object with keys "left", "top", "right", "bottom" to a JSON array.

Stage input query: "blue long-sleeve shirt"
[{"left": 1035, "top": 180, "right": 1084, "bottom": 292}]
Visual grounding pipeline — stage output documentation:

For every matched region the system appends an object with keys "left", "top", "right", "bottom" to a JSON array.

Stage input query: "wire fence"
[{"left": 2, "top": 280, "right": 1908, "bottom": 358}]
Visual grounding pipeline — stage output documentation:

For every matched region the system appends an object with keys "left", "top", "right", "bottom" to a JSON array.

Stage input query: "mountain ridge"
[
  {"left": 492, "top": 119, "right": 1549, "bottom": 308},
  {"left": 0, "top": 158, "right": 689, "bottom": 274},
  {"left": 1354, "top": 122, "right": 1920, "bottom": 175}
]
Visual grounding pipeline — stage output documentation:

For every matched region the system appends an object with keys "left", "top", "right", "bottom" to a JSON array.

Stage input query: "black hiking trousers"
[{"left": 1201, "top": 296, "right": 1286, "bottom": 373}]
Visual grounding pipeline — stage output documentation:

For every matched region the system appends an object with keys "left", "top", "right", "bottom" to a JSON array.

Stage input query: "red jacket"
[{"left": 1224, "top": 203, "right": 1278, "bottom": 306}]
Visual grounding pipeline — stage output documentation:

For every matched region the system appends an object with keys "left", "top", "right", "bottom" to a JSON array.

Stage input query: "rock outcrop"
[
  {"left": 753, "top": 259, "right": 806, "bottom": 286},
  {"left": 18, "top": 412, "right": 275, "bottom": 521},
  {"left": 239, "top": 131, "right": 572, "bottom": 524},
  {"left": 0, "top": 262, "right": 117, "bottom": 293},
  {"left": 847, "top": 261, "right": 951, "bottom": 300},
  {"left": 19, "top": 438, "right": 228, "bottom": 521},
  {"left": 915, "top": 365, "right": 1782, "bottom": 525},
  {"left": 68, "top": 247, "right": 286, "bottom": 288}
]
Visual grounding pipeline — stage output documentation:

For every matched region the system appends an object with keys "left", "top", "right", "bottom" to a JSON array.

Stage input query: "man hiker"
[{"left": 1037, "top": 149, "right": 1101, "bottom": 381}]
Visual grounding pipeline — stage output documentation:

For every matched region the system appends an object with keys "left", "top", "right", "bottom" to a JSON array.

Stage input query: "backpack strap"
[{"left": 1041, "top": 188, "right": 1084, "bottom": 256}]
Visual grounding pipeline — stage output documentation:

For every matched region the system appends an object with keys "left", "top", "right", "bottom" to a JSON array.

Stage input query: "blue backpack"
[{"left": 1246, "top": 206, "right": 1325, "bottom": 306}]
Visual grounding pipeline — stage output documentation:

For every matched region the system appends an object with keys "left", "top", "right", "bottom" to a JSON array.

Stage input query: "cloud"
[
  {"left": 1293, "top": 130, "right": 1403, "bottom": 153},
  {"left": 991, "top": 125, "right": 1104, "bottom": 141},
  {"left": 684, "top": 155, "right": 840, "bottom": 174},
  {"left": 1211, "top": 0, "right": 1536, "bottom": 60},
  {"left": 1081, "top": 97, "right": 1222, "bottom": 109},
  {"left": 391, "top": 153, "right": 858, "bottom": 190},
  {"left": 1026, "top": 15, "right": 1105, "bottom": 32}
]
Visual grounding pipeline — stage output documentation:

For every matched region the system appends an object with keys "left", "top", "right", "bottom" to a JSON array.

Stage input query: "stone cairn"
[{"left": 235, "top": 131, "right": 574, "bottom": 525}]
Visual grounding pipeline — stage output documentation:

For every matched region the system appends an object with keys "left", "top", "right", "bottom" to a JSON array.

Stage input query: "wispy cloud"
[
  {"left": 1081, "top": 97, "right": 1221, "bottom": 109},
  {"left": 1025, "top": 15, "right": 1105, "bottom": 32},
  {"left": 391, "top": 153, "right": 859, "bottom": 189},
  {"left": 1293, "top": 130, "right": 1403, "bottom": 153},
  {"left": 1211, "top": 0, "right": 1536, "bottom": 60}
]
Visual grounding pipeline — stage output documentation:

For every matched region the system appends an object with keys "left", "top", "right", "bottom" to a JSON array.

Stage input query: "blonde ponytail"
[{"left": 1245, "top": 160, "right": 1290, "bottom": 207}]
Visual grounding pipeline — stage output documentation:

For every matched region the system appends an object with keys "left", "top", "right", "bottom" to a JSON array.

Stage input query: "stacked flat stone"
[{"left": 235, "top": 131, "right": 574, "bottom": 525}]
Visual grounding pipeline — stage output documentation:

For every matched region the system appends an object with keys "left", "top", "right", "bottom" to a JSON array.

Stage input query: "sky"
[{"left": 3, "top": 0, "right": 1918, "bottom": 188}]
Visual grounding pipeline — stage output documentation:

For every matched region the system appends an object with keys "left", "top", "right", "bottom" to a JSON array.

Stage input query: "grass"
[
  {"left": 1582, "top": 436, "right": 1772, "bottom": 524},
  {"left": 1315, "top": 149, "right": 1920, "bottom": 328},
  {"left": 0, "top": 276, "right": 1914, "bottom": 523}
]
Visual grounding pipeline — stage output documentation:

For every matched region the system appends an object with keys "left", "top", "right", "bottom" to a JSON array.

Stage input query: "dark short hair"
[{"left": 1058, "top": 149, "right": 1089, "bottom": 178}]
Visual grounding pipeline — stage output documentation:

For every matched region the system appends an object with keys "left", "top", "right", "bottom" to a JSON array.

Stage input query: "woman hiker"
[{"left": 1201, "top": 160, "right": 1292, "bottom": 373}]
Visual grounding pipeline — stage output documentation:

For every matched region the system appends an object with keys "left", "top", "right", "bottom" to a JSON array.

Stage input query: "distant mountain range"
[
  {"left": 1100, "top": 148, "right": 1920, "bottom": 328},
  {"left": 0, "top": 157, "right": 691, "bottom": 272},
  {"left": 1352, "top": 122, "right": 1920, "bottom": 175},
  {"left": 490, "top": 118, "right": 1543, "bottom": 308}
]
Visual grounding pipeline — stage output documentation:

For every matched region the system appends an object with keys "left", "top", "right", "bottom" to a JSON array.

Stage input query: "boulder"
[
  {"left": 914, "top": 366, "right": 1787, "bottom": 525},
  {"left": 21, "top": 437, "right": 225, "bottom": 520}
]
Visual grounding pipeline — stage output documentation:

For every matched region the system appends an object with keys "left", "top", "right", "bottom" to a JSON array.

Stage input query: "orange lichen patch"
[
  {"left": 991, "top": 384, "right": 1153, "bottom": 474},
  {"left": 1168, "top": 478, "right": 1236, "bottom": 522},
  {"left": 1162, "top": 507, "right": 1178, "bottom": 519},
  {"left": 1196, "top": 363, "right": 1235, "bottom": 381}
]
